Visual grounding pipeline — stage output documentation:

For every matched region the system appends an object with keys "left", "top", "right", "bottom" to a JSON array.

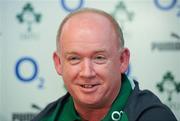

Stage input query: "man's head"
[
  {"left": 56, "top": 8, "right": 124, "bottom": 53},
  {"left": 53, "top": 8, "right": 130, "bottom": 109}
]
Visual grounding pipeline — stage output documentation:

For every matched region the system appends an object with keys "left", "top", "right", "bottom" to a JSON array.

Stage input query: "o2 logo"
[
  {"left": 60, "top": 0, "right": 84, "bottom": 12},
  {"left": 111, "top": 111, "right": 123, "bottom": 121},
  {"left": 154, "top": 0, "right": 177, "bottom": 10},
  {"left": 154, "top": 0, "right": 180, "bottom": 17},
  {"left": 15, "top": 57, "right": 44, "bottom": 89},
  {"left": 15, "top": 57, "right": 38, "bottom": 82}
]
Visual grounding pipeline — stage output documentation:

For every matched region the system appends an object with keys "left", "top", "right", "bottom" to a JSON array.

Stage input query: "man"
[{"left": 32, "top": 8, "right": 177, "bottom": 121}]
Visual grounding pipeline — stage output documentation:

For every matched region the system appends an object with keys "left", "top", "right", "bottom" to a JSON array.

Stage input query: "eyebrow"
[{"left": 64, "top": 49, "right": 108, "bottom": 56}]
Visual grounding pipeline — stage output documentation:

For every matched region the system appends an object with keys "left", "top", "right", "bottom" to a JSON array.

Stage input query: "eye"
[
  {"left": 67, "top": 55, "right": 81, "bottom": 65},
  {"left": 93, "top": 55, "right": 107, "bottom": 64}
]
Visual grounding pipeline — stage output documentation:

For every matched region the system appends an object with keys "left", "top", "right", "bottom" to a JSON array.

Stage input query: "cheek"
[
  {"left": 61, "top": 66, "right": 77, "bottom": 92},
  {"left": 95, "top": 63, "right": 117, "bottom": 78},
  {"left": 96, "top": 61, "right": 121, "bottom": 80},
  {"left": 106, "top": 58, "right": 121, "bottom": 72},
  {"left": 62, "top": 64, "right": 80, "bottom": 82},
  {"left": 111, "top": 57, "right": 122, "bottom": 73}
]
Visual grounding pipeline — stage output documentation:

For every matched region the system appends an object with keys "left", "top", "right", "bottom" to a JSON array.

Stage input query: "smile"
[
  {"left": 78, "top": 83, "right": 101, "bottom": 93},
  {"left": 80, "top": 84, "right": 99, "bottom": 88}
]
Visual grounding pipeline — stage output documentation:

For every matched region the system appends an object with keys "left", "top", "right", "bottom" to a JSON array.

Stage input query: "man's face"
[{"left": 54, "top": 13, "right": 129, "bottom": 108}]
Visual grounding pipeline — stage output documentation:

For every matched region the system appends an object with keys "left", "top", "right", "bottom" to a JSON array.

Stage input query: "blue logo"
[
  {"left": 15, "top": 57, "right": 38, "bottom": 82},
  {"left": 15, "top": 57, "right": 45, "bottom": 89},
  {"left": 60, "top": 0, "right": 84, "bottom": 12},
  {"left": 154, "top": 0, "right": 177, "bottom": 10},
  {"left": 154, "top": 0, "right": 180, "bottom": 17}
]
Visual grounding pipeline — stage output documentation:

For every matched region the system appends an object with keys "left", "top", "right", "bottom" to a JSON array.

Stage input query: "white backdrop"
[{"left": 0, "top": 0, "right": 180, "bottom": 121}]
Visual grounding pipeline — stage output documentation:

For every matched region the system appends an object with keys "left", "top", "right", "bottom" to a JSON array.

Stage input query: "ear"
[
  {"left": 53, "top": 51, "right": 62, "bottom": 75},
  {"left": 119, "top": 48, "right": 130, "bottom": 73}
]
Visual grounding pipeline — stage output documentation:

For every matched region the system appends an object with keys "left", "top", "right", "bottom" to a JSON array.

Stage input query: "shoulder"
[
  {"left": 124, "top": 80, "right": 177, "bottom": 121},
  {"left": 138, "top": 105, "right": 177, "bottom": 121},
  {"left": 31, "top": 93, "right": 70, "bottom": 121}
]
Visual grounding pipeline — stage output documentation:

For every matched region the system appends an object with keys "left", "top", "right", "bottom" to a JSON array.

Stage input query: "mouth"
[
  {"left": 80, "top": 84, "right": 100, "bottom": 88},
  {"left": 78, "top": 84, "right": 100, "bottom": 93}
]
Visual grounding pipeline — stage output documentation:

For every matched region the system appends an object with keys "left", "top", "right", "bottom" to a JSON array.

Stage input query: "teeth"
[{"left": 83, "top": 84, "right": 93, "bottom": 88}]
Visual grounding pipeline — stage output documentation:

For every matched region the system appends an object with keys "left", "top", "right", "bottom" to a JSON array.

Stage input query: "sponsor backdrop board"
[{"left": 0, "top": 0, "right": 180, "bottom": 121}]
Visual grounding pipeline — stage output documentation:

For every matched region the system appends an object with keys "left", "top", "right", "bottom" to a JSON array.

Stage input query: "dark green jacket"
[{"left": 32, "top": 81, "right": 177, "bottom": 121}]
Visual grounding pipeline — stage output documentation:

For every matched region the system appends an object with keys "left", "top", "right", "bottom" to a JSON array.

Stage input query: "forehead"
[
  {"left": 62, "top": 12, "right": 113, "bottom": 33},
  {"left": 59, "top": 12, "right": 119, "bottom": 53},
  {"left": 61, "top": 12, "right": 117, "bottom": 41}
]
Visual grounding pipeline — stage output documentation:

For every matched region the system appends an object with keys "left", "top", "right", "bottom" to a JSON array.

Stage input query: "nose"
[{"left": 79, "top": 59, "right": 96, "bottom": 78}]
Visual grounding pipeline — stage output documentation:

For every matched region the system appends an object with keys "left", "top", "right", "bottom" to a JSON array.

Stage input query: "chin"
[{"left": 79, "top": 97, "right": 102, "bottom": 106}]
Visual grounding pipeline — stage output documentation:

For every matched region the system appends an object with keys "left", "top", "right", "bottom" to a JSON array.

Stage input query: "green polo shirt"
[{"left": 58, "top": 74, "right": 132, "bottom": 121}]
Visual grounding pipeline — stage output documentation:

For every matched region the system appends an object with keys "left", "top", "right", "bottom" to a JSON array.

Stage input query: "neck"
[
  {"left": 74, "top": 86, "right": 121, "bottom": 121},
  {"left": 75, "top": 104, "right": 110, "bottom": 121}
]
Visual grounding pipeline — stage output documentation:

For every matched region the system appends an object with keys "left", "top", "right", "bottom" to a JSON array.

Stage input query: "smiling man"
[{"left": 32, "top": 8, "right": 177, "bottom": 121}]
